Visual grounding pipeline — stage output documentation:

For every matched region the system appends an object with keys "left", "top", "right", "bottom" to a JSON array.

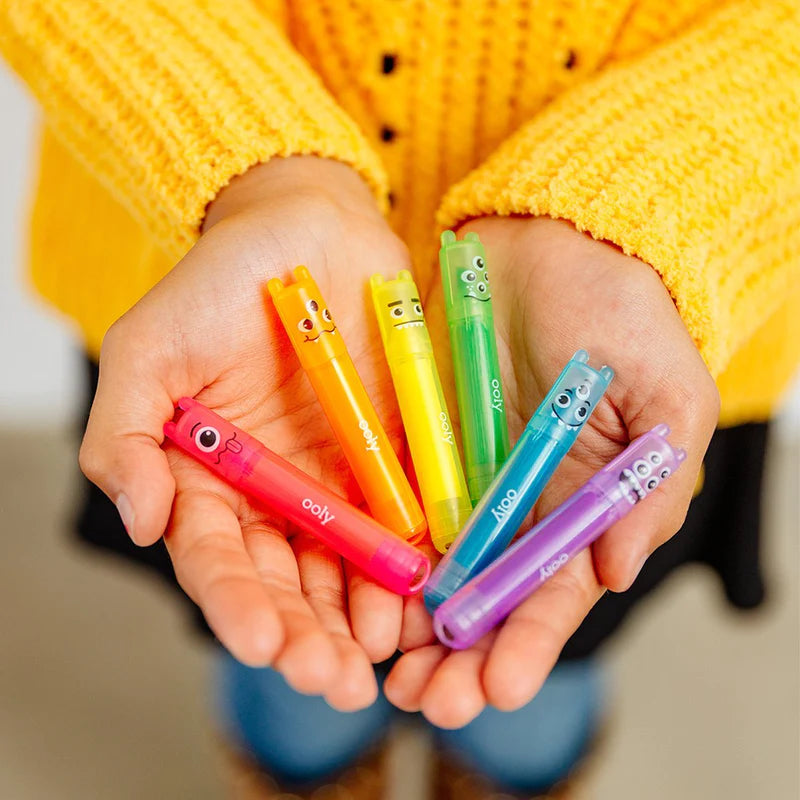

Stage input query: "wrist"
[{"left": 204, "top": 156, "right": 380, "bottom": 231}]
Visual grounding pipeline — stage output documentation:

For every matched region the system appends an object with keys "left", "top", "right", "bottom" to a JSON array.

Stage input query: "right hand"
[{"left": 79, "top": 156, "right": 422, "bottom": 710}]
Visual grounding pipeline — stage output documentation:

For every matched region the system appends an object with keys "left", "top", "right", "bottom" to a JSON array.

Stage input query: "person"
[{"left": 2, "top": 1, "right": 798, "bottom": 796}]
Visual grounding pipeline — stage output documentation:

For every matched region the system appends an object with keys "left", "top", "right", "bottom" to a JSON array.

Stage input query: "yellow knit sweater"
[{"left": 2, "top": 0, "right": 799, "bottom": 425}]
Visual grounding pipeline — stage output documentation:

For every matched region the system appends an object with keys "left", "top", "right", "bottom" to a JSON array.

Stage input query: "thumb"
[
  {"left": 79, "top": 323, "right": 182, "bottom": 546},
  {"left": 591, "top": 379, "right": 718, "bottom": 592}
]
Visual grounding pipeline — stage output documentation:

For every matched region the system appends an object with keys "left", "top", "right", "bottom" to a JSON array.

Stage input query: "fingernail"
[
  {"left": 115, "top": 493, "right": 136, "bottom": 541},
  {"left": 628, "top": 554, "right": 648, "bottom": 588}
]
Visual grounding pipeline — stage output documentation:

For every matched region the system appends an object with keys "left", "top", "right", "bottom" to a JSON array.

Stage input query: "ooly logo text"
[
  {"left": 302, "top": 498, "right": 335, "bottom": 526},
  {"left": 539, "top": 553, "right": 569, "bottom": 580},
  {"left": 440, "top": 412, "right": 454, "bottom": 445},
  {"left": 490, "top": 378, "right": 503, "bottom": 413},
  {"left": 358, "top": 419, "right": 380, "bottom": 452},
  {"left": 490, "top": 488, "right": 518, "bottom": 522}
]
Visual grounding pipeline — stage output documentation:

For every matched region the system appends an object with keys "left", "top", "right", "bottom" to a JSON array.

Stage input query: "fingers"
[
  {"left": 595, "top": 371, "right": 719, "bottom": 591},
  {"left": 398, "top": 539, "right": 439, "bottom": 653},
  {"left": 165, "top": 486, "right": 285, "bottom": 667},
  {"left": 240, "top": 524, "right": 342, "bottom": 694},
  {"left": 386, "top": 638, "right": 495, "bottom": 729},
  {"left": 79, "top": 321, "right": 184, "bottom": 546},
  {"left": 345, "top": 563, "right": 403, "bottom": 664},
  {"left": 386, "top": 543, "right": 604, "bottom": 726},
  {"left": 384, "top": 645, "right": 449, "bottom": 712},
  {"left": 482, "top": 552, "right": 603, "bottom": 710},
  {"left": 293, "top": 535, "right": 379, "bottom": 710},
  {"left": 398, "top": 593, "right": 437, "bottom": 653},
  {"left": 417, "top": 640, "right": 495, "bottom": 728}
]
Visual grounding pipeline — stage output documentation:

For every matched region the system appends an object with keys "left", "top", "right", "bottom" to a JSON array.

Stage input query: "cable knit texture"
[{"left": 1, "top": 0, "right": 799, "bottom": 425}]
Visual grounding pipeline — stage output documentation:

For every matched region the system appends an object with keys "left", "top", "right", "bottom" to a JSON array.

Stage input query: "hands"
[
  {"left": 80, "top": 160, "right": 719, "bottom": 726},
  {"left": 383, "top": 217, "right": 719, "bottom": 728},
  {"left": 79, "top": 156, "right": 414, "bottom": 711}
]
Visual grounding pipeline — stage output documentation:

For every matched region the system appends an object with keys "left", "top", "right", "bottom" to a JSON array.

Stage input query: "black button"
[
  {"left": 381, "top": 54, "right": 397, "bottom": 74},
  {"left": 380, "top": 125, "right": 397, "bottom": 142},
  {"left": 564, "top": 49, "right": 577, "bottom": 69}
]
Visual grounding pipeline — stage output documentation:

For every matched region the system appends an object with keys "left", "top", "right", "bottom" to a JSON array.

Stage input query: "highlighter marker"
[
  {"left": 424, "top": 350, "right": 613, "bottom": 611},
  {"left": 266, "top": 266, "right": 426, "bottom": 543},
  {"left": 164, "top": 398, "right": 430, "bottom": 595},
  {"left": 370, "top": 271, "right": 472, "bottom": 553},
  {"left": 440, "top": 231, "right": 510, "bottom": 504},
  {"left": 434, "top": 426, "right": 686, "bottom": 648}
]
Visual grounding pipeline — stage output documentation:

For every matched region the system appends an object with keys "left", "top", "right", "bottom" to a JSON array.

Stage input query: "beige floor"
[{"left": 0, "top": 427, "right": 797, "bottom": 800}]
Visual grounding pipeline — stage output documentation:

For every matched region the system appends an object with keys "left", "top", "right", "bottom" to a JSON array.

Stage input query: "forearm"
[
  {"left": 1, "top": 0, "right": 387, "bottom": 258},
  {"left": 438, "top": 0, "right": 800, "bottom": 379}
]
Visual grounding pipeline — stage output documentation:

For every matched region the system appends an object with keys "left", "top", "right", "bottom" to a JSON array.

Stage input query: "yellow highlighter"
[{"left": 370, "top": 270, "right": 472, "bottom": 553}]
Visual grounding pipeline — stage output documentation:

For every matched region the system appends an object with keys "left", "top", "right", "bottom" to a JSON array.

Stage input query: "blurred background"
[{"left": 1, "top": 64, "right": 798, "bottom": 799}]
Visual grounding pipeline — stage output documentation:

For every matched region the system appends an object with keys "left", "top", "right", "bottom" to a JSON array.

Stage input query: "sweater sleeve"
[
  {"left": 437, "top": 0, "right": 800, "bottom": 378},
  {"left": 0, "top": 0, "right": 387, "bottom": 259}
]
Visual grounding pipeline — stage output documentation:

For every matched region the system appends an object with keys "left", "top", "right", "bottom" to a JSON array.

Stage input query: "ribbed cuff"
[
  {"left": 437, "top": 0, "right": 800, "bottom": 378},
  {"left": 2, "top": 0, "right": 387, "bottom": 258}
]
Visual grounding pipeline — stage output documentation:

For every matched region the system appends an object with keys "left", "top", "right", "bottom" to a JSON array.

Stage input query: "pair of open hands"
[{"left": 79, "top": 156, "right": 719, "bottom": 728}]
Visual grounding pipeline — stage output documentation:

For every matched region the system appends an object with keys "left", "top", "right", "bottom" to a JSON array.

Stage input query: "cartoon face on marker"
[
  {"left": 370, "top": 270, "right": 432, "bottom": 357},
  {"left": 615, "top": 427, "right": 684, "bottom": 505},
  {"left": 439, "top": 230, "right": 492, "bottom": 316},
  {"left": 267, "top": 266, "right": 347, "bottom": 368},
  {"left": 163, "top": 397, "right": 252, "bottom": 481},
  {"left": 543, "top": 350, "right": 614, "bottom": 430}
]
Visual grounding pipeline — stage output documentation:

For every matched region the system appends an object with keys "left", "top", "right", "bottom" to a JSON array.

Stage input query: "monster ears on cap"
[
  {"left": 650, "top": 425, "right": 688, "bottom": 463},
  {"left": 441, "top": 230, "right": 457, "bottom": 246},
  {"left": 397, "top": 269, "right": 414, "bottom": 283},
  {"left": 573, "top": 349, "right": 590, "bottom": 363},
  {"left": 266, "top": 277, "right": 285, "bottom": 298},
  {"left": 266, "top": 265, "right": 315, "bottom": 298},
  {"left": 370, "top": 274, "right": 385, "bottom": 290},
  {"left": 293, "top": 265, "right": 312, "bottom": 282},
  {"left": 571, "top": 350, "right": 614, "bottom": 383},
  {"left": 464, "top": 232, "right": 480, "bottom": 242}
]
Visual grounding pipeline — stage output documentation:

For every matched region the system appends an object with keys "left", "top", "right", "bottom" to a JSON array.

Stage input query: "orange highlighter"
[{"left": 267, "top": 266, "right": 427, "bottom": 543}]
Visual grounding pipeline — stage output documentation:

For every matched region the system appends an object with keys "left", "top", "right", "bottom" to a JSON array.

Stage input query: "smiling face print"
[{"left": 267, "top": 266, "right": 348, "bottom": 368}]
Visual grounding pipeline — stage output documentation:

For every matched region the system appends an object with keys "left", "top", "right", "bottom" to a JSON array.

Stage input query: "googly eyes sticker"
[
  {"left": 391, "top": 306, "right": 404, "bottom": 318},
  {"left": 472, "top": 256, "right": 485, "bottom": 270},
  {"left": 575, "top": 405, "right": 588, "bottom": 420},
  {"left": 477, "top": 282, "right": 487, "bottom": 294},
  {"left": 414, "top": 303, "right": 423, "bottom": 315},
  {"left": 461, "top": 271, "right": 477, "bottom": 283},
  {"left": 322, "top": 308, "right": 332, "bottom": 322},
  {"left": 306, "top": 299, "right": 319, "bottom": 313},
  {"left": 576, "top": 383, "right": 590, "bottom": 400},
  {"left": 195, "top": 426, "right": 220, "bottom": 452},
  {"left": 298, "top": 318, "right": 314, "bottom": 332},
  {"left": 555, "top": 392, "right": 571, "bottom": 408}
]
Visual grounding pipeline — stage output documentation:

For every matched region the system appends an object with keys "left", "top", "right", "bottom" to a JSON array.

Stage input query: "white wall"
[
  {"left": 0, "top": 65, "right": 79, "bottom": 426},
  {"left": 0, "top": 63, "right": 798, "bottom": 434}
]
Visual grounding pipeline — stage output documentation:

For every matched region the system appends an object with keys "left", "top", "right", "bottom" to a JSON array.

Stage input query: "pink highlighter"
[{"left": 163, "top": 397, "right": 430, "bottom": 595}]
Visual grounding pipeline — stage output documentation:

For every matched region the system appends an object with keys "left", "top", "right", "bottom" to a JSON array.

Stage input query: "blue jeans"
[{"left": 216, "top": 651, "right": 605, "bottom": 793}]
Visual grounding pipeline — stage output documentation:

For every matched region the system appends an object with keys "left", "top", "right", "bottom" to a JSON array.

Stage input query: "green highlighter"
[{"left": 439, "top": 230, "right": 510, "bottom": 504}]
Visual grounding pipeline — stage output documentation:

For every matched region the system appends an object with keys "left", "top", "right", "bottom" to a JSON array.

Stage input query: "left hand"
[{"left": 384, "top": 216, "right": 720, "bottom": 728}]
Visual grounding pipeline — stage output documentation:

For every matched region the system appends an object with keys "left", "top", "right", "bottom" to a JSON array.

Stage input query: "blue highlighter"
[{"left": 424, "top": 350, "right": 613, "bottom": 612}]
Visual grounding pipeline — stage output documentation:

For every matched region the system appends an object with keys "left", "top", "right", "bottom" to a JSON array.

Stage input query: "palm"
[
  {"left": 85, "top": 179, "right": 419, "bottom": 710},
  {"left": 385, "top": 217, "right": 718, "bottom": 727}
]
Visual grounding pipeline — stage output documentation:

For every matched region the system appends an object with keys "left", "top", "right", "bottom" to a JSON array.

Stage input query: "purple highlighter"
[{"left": 433, "top": 425, "right": 686, "bottom": 650}]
